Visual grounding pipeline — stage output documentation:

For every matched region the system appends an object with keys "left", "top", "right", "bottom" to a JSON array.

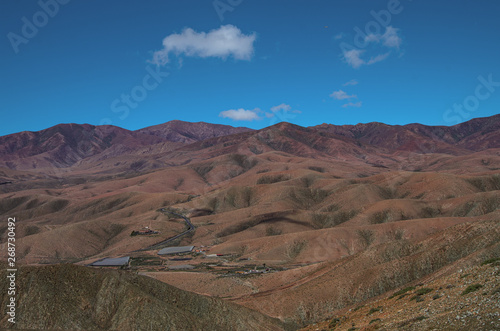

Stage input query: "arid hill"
[
  {"left": 0, "top": 263, "right": 291, "bottom": 330},
  {"left": 0, "top": 114, "right": 499, "bottom": 329}
]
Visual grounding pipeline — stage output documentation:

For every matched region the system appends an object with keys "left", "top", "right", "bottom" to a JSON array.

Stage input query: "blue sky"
[{"left": 1, "top": 0, "right": 499, "bottom": 136}]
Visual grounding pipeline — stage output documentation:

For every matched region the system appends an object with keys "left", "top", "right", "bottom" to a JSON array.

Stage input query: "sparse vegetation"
[
  {"left": 357, "top": 229, "right": 375, "bottom": 248},
  {"left": 461, "top": 284, "right": 483, "bottom": 295},
  {"left": 24, "top": 225, "right": 40, "bottom": 237},
  {"left": 322, "top": 203, "right": 340, "bottom": 213},
  {"left": 192, "top": 163, "right": 214, "bottom": 181},
  {"left": 415, "top": 288, "right": 433, "bottom": 295},
  {"left": 398, "top": 315, "right": 428, "bottom": 328},
  {"left": 288, "top": 187, "right": 329, "bottom": 209},
  {"left": 285, "top": 240, "right": 307, "bottom": 260},
  {"left": 129, "top": 160, "right": 147, "bottom": 171},
  {"left": 367, "top": 306, "right": 382, "bottom": 315},
  {"left": 389, "top": 286, "right": 415, "bottom": 299},
  {"left": 386, "top": 229, "right": 406, "bottom": 241},
  {"left": 370, "top": 210, "right": 391, "bottom": 224},
  {"left": 328, "top": 317, "right": 341, "bottom": 328},
  {"left": 312, "top": 210, "right": 357, "bottom": 229},
  {"left": 420, "top": 206, "right": 441, "bottom": 218},
  {"left": 265, "top": 226, "right": 282, "bottom": 236},
  {"left": 308, "top": 166, "right": 325, "bottom": 173},
  {"left": 173, "top": 178, "right": 184, "bottom": 190},
  {"left": 481, "top": 257, "right": 500, "bottom": 265},
  {"left": 257, "top": 174, "right": 291, "bottom": 184}
]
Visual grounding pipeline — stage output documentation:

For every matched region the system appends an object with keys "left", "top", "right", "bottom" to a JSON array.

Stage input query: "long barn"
[{"left": 158, "top": 246, "right": 195, "bottom": 255}]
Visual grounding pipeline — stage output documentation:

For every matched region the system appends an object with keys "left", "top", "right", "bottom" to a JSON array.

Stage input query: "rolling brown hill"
[
  {"left": 0, "top": 114, "right": 499, "bottom": 330},
  {"left": 0, "top": 263, "right": 291, "bottom": 330}
]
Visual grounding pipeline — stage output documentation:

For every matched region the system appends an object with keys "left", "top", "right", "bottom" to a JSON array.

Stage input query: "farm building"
[
  {"left": 158, "top": 245, "right": 195, "bottom": 255},
  {"left": 90, "top": 256, "right": 130, "bottom": 267}
]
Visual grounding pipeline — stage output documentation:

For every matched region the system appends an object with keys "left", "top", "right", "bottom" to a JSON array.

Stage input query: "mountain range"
[{"left": 1, "top": 114, "right": 499, "bottom": 174}]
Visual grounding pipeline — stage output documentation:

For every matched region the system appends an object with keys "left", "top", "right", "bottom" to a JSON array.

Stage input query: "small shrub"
[
  {"left": 432, "top": 294, "right": 441, "bottom": 300},
  {"left": 461, "top": 284, "right": 483, "bottom": 295},
  {"left": 308, "top": 166, "right": 325, "bottom": 173},
  {"left": 322, "top": 204, "right": 340, "bottom": 213},
  {"left": 370, "top": 210, "right": 390, "bottom": 224},
  {"left": 398, "top": 315, "right": 427, "bottom": 328},
  {"left": 328, "top": 318, "right": 341, "bottom": 328},
  {"left": 389, "top": 286, "right": 415, "bottom": 299},
  {"left": 257, "top": 174, "right": 290, "bottom": 184},
  {"left": 367, "top": 306, "right": 382, "bottom": 315},
  {"left": 481, "top": 257, "right": 500, "bottom": 266},
  {"left": 369, "top": 318, "right": 381, "bottom": 324},
  {"left": 284, "top": 240, "right": 307, "bottom": 260},
  {"left": 357, "top": 229, "right": 375, "bottom": 248},
  {"left": 265, "top": 226, "right": 282, "bottom": 236},
  {"left": 420, "top": 206, "right": 441, "bottom": 218},
  {"left": 415, "top": 288, "right": 433, "bottom": 295}
]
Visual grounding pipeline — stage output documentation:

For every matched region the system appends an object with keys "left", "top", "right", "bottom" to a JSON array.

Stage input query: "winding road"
[{"left": 134, "top": 209, "right": 195, "bottom": 252}]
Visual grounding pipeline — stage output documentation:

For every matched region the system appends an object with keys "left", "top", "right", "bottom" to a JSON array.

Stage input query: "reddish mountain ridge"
[
  {"left": 0, "top": 114, "right": 499, "bottom": 172},
  {"left": 311, "top": 113, "right": 500, "bottom": 154},
  {"left": 137, "top": 120, "right": 253, "bottom": 143}
]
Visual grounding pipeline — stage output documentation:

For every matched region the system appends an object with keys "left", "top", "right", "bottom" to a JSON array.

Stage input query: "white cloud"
[
  {"left": 334, "top": 33, "right": 344, "bottom": 40},
  {"left": 343, "top": 49, "right": 366, "bottom": 69},
  {"left": 270, "top": 103, "right": 292, "bottom": 112},
  {"left": 364, "top": 26, "right": 402, "bottom": 49},
  {"left": 342, "top": 101, "right": 362, "bottom": 108},
  {"left": 343, "top": 49, "right": 391, "bottom": 69},
  {"left": 330, "top": 90, "right": 357, "bottom": 100},
  {"left": 219, "top": 108, "right": 261, "bottom": 121},
  {"left": 382, "top": 26, "right": 402, "bottom": 48},
  {"left": 366, "top": 52, "right": 390, "bottom": 65},
  {"left": 342, "top": 26, "right": 402, "bottom": 69},
  {"left": 343, "top": 79, "right": 358, "bottom": 86},
  {"left": 152, "top": 25, "right": 256, "bottom": 65}
]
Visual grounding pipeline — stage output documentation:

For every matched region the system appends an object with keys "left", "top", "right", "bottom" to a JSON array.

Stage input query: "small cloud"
[
  {"left": 270, "top": 103, "right": 292, "bottom": 112},
  {"left": 364, "top": 26, "right": 402, "bottom": 49},
  {"left": 342, "top": 101, "right": 362, "bottom": 108},
  {"left": 343, "top": 49, "right": 365, "bottom": 69},
  {"left": 219, "top": 108, "right": 261, "bottom": 121},
  {"left": 341, "top": 26, "right": 402, "bottom": 69},
  {"left": 381, "top": 26, "right": 402, "bottom": 48},
  {"left": 330, "top": 90, "right": 357, "bottom": 100},
  {"left": 152, "top": 25, "right": 256, "bottom": 66},
  {"left": 366, "top": 52, "right": 390, "bottom": 65},
  {"left": 342, "top": 79, "right": 358, "bottom": 86}
]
